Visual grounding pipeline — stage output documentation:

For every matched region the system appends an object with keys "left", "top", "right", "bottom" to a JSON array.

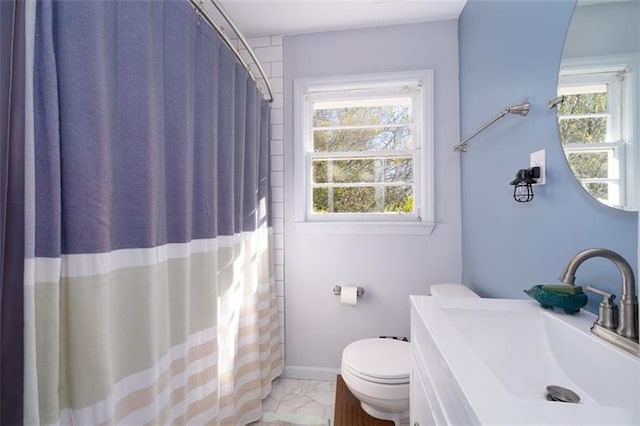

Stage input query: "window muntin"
[{"left": 303, "top": 84, "right": 425, "bottom": 221}]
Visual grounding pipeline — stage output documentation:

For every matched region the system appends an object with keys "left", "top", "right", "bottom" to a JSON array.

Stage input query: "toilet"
[{"left": 340, "top": 284, "right": 478, "bottom": 425}]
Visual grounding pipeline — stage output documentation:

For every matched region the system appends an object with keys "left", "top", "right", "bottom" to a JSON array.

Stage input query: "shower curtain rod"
[
  {"left": 188, "top": 0, "right": 274, "bottom": 103},
  {"left": 453, "top": 102, "right": 530, "bottom": 152}
]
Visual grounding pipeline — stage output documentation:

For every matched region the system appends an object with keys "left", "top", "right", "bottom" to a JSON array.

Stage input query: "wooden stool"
[{"left": 333, "top": 375, "right": 395, "bottom": 426}]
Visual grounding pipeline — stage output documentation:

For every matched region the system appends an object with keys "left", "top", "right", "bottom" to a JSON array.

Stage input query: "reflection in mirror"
[{"left": 558, "top": 0, "right": 639, "bottom": 211}]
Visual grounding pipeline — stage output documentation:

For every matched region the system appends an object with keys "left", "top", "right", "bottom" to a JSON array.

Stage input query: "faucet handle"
[
  {"left": 585, "top": 285, "right": 615, "bottom": 300},
  {"left": 585, "top": 285, "right": 618, "bottom": 330}
]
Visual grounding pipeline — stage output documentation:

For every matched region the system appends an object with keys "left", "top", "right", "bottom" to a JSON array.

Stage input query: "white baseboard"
[{"left": 284, "top": 365, "right": 340, "bottom": 381}]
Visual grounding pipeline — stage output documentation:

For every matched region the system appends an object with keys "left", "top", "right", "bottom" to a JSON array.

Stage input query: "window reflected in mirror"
[
  {"left": 558, "top": 0, "right": 639, "bottom": 211},
  {"left": 558, "top": 69, "right": 627, "bottom": 208}
]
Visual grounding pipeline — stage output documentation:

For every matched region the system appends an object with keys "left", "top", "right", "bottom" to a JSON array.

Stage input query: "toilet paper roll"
[{"left": 340, "top": 286, "right": 358, "bottom": 306}]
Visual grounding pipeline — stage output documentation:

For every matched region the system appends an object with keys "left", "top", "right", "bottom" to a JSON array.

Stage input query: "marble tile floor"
[{"left": 250, "top": 377, "right": 336, "bottom": 425}]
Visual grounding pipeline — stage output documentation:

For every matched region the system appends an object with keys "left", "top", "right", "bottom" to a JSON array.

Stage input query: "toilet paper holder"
[{"left": 333, "top": 285, "right": 365, "bottom": 297}]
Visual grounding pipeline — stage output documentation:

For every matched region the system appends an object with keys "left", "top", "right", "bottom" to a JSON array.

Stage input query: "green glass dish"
[{"left": 524, "top": 285, "right": 588, "bottom": 314}]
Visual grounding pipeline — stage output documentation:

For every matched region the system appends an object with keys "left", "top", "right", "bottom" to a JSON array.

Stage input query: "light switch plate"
[{"left": 530, "top": 149, "right": 546, "bottom": 185}]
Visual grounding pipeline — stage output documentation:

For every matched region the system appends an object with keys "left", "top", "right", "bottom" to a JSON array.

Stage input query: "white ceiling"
[{"left": 217, "top": 0, "right": 468, "bottom": 37}]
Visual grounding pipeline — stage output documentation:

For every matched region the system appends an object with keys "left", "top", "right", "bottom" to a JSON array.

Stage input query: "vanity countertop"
[{"left": 410, "top": 295, "right": 640, "bottom": 425}]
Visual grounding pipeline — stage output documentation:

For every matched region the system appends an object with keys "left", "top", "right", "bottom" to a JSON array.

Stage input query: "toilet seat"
[{"left": 341, "top": 338, "right": 409, "bottom": 385}]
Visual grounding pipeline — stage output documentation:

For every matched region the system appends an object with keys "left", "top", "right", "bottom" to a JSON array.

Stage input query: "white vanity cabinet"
[
  {"left": 409, "top": 352, "right": 436, "bottom": 426},
  {"left": 409, "top": 297, "right": 479, "bottom": 426}
]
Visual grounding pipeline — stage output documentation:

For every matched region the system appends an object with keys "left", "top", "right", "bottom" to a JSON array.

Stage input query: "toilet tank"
[{"left": 429, "top": 283, "right": 479, "bottom": 298}]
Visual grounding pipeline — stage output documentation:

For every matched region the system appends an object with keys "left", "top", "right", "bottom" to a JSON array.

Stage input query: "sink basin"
[{"left": 410, "top": 296, "right": 640, "bottom": 425}]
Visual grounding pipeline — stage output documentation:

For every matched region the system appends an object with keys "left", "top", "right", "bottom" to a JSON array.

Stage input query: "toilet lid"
[{"left": 342, "top": 338, "right": 409, "bottom": 383}]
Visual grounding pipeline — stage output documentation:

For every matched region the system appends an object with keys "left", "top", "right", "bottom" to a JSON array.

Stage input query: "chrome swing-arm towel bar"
[
  {"left": 188, "top": 0, "right": 274, "bottom": 103},
  {"left": 454, "top": 102, "right": 530, "bottom": 152}
]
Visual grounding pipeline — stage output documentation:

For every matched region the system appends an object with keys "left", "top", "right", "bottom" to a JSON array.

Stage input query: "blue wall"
[{"left": 459, "top": 0, "right": 638, "bottom": 314}]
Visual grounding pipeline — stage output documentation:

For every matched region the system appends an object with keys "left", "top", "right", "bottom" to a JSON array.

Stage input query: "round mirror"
[{"left": 557, "top": 0, "right": 639, "bottom": 211}]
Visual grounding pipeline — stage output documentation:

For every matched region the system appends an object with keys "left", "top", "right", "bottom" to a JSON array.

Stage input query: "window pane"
[
  {"left": 314, "top": 127, "right": 411, "bottom": 152},
  {"left": 383, "top": 157, "right": 413, "bottom": 183},
  {"left": 313, "top": 101, "right": 411, "bottom": 127},
  {"left": 312, "top": 186, "right": 413, "bottom": 214},
  {"left": 583, "top": 182, "right": 609, "bottom": 202},
  {"left": 566, "top": 151, "right": 609, "bottom": 179},
  {"left": 312, "top": 157, "right": 413, "bottom": 184},
  {"left": 385, "top": 186, "right": 414, "bottom": 213},
  {"left": 558, "top": 91, "right": 607, "bottom": 115},
  {"left": 559, "top": 117, "right": 607, "bottom": 144}
]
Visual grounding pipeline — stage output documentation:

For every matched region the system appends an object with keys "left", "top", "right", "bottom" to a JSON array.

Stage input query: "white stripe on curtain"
[{"left": 28, "top": 231, "right": 272, "bottom": 283}]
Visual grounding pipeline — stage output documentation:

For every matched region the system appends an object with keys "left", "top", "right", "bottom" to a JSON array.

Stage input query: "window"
[
  {"left": 558, "top": 61, "right": 635, "bottom": 208},
  {"left": 294, "top": 71, "right": 434, "bottom": 233}
]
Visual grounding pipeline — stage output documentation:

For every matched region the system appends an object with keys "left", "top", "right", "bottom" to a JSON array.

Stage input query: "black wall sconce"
[{"left": 510, "top": 166, "right": 541, "bottom": 202}]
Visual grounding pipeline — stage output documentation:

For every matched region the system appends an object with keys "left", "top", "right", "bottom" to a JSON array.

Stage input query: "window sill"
[{"left": 292, "top": 221, "right": 435, "bottom": 235}]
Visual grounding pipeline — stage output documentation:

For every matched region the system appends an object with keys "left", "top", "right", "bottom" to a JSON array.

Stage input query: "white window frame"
[
  {"left": 559, "top": 55, "right": 637, "bottom": 210},
  {"left": 293, "top": 71, "right": 434, "bottom": 234}
]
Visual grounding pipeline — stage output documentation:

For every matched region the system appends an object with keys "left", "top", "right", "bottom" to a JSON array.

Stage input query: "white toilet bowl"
[
  {"left": 341, "top": 338, "right": 410, "bottom": 425},
  {"left": 341, "top": 284, "right": 478, "bottom": 426}
]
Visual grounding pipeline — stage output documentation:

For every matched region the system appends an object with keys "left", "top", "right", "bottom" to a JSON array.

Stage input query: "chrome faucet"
[{"left": 559, "top": 248, "right": 638, "bottom": 356}]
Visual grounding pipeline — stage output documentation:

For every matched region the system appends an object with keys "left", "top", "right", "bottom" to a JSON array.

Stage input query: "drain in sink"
[{"left": 545, "top": 385, "right": 580, "bottom": 403}]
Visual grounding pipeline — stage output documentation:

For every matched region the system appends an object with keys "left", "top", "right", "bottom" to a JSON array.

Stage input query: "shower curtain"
[{"left": 21, "top": 0, "right": 282, "bottom": 424}]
